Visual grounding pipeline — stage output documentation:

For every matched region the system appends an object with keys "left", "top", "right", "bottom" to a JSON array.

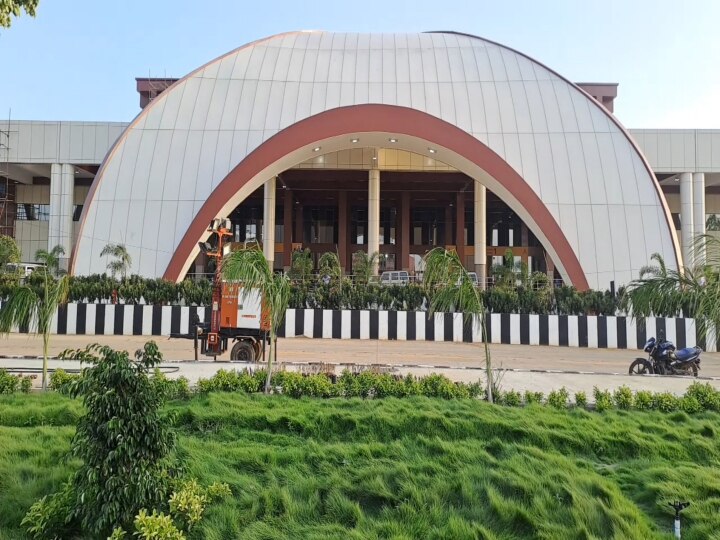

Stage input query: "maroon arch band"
[{"left": 163, "top": 104, "right": 591, "bottom": 290}]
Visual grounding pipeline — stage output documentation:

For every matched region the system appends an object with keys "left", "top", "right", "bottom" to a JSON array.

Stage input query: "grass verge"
[{"left": 2, "top": 393, "right": 718, "bottom": 539}]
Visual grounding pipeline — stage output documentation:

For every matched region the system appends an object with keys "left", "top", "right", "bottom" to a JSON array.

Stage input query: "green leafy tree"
[
  {"left": 35, "top": 244, "right": 65, "bottom": 276},
  {"left": 0, "top": 234, "right": 20, "bottom": 268},
  {"left": 101, "top": 242, "right": 132, "bottom": 280},
  {"left": 491, "top": 248, "right": 519, "bottom": 289},
  {"left": 223, "top": 247, "right": 292, "bottom": 393},
  {"left": 318, "top": 251, "right": 342, "bottom": 281},
  {"left": 288, "top": 248, "right": 313, "bottom": 283},
  {"left": 67, "top": 342, "right": 174, "bottom": 536},
  {"left": 0, "top": 246, "right": 69, "bottom": 390},
  {"left": 0, "top": 0, "right": 38, "bottom": 27},
  {"left": 423, "top": 247, "right": 494, "bottom": 403},
  {"left": 352, "top": 250, "right": 379, "bottom": 285},
  {"left": 706, "top": 214, "right": 720, "bottom": 232}
]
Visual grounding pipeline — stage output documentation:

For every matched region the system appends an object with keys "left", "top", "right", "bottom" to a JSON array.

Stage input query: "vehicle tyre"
[
  {"left": 629, "top": 358, "right": 653, "bottom": 375},
  {"left": 230, "top": 340, "right": 255, "bottom": 362},
  {"left": 692, "top": 363, "right": 699, "bottom": 377},
  {"left": 252, "top": 340, "right": 262, "bottom": 362}
]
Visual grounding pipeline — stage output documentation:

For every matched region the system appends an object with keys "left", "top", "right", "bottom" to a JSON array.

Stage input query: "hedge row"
[
  {"left": 44, "top": 369, "right": 720, "bottom": 415},
  {"left": 1, "top": 270, "right": 622, "bottom": 315},
  {"left": 290, "top": 282, "right": 621, "bottom": 315},
  {"left": 497, "top": 383, "right": 720, "bottom": 414}
]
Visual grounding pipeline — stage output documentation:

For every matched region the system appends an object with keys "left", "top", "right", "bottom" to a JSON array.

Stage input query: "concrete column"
[
  {"left": 294, "top": 202, "right": 303, "bottom": 246},
  {"left": 680, "top": 172, "right": 694, "bottom": 268},
  {"left": 49, "top": 163, "right": 74, "bottom": 270},
  {"left": 547, "top": 257, "right": 555, "bottom": 282},
  {"left": 283, "top": 189, "right": 292, "bottom": 269},
  {"left": 368, "top": 169, "right": 380, "bottom": 275},
  {"left": 456, "top": 191, "right": 465, "bottom": 266},
  {"left": 338, "top": 190, "right": 348, "bottom": 272},
  {"left": 445, "top": 205, "right": 453, "bottom": 246},
  {"left": 474, "top": 182, "right": 487, "bottom": 287},
  {"left": 693, "top": 172, "right": 706, "bottom": 264},
  {"left": 400, "top": 191, "right": 410, "bottom": 271},
  {"left": 263, "top": 177, "right": 276, "bottom": 266}
]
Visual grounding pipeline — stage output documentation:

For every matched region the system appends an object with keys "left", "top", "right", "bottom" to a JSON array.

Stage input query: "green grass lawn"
[{"left": 1, "top": 393, "right": 719, "bottom": 539}]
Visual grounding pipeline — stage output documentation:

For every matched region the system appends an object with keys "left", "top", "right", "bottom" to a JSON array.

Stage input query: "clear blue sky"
[{"left": 1, "top": 0, "right": 719, "bottom": 128}]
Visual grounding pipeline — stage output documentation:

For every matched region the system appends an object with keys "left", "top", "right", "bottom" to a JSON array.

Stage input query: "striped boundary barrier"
[{"left": 10, "top": 303, "right": 714, "bottom": 351}]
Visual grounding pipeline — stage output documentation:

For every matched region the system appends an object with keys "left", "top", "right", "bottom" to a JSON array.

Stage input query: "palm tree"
[
  {"left": 706, "top": 214, "right": 720, "bottom": 232},
  {"left": 623, "top": 236, "right": 720, "bottom": 341},
  {"left": 638, "top": 252, "right": 668, "bottom": 279},
  {"left": 288, "top": 248, "right": 313, "bottom": 283},
  {"left": 423, "top": 247, "right": 494, "bottom": 403},
  {"left": 491, "top": 248, "right": 519, "bottom": 289},
  {"left": 318, "top": 251, "right": 342, "bottom": 282},
  {"left": 0, "top": 246, "right": 69, "bottom": 390},
  {"left": 222, "top": 247, "right": 291, "bottom": 393},
  {"left": 35, "top": 245, "right": 65, "bottom": 276},
  {"left": 100, "top": 243, "right": 132, "bottom": 280},
  {"left": 352, "top": 250, "right": 379, "bottom": 285}
]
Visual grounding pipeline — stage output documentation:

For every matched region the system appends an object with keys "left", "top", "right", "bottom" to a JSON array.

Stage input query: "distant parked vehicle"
[
  {"left": 380, "top": 271, "right": 410, "bottom": 286},
  {"left": 5, "top": 262, "right": 44, "bottom": 278}
]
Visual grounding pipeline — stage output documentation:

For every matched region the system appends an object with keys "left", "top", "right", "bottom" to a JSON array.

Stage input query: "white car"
[{"left": 379, "top": 271, "right": 410, "bottom": 286}]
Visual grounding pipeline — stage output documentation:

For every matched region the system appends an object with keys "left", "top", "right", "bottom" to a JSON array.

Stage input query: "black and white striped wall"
[
  {"left": 277, "top": 309, "right": 708, "bottom": 351},
  {"left": 16, "top": 303, "right": 713, "bottom": 351}
]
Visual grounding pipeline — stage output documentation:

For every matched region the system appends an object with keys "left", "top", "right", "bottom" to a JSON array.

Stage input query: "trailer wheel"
[{"left": 230, "top": 341, "right": 255, "bottom": 362}]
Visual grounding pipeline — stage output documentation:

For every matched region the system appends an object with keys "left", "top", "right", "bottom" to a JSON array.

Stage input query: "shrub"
[
  {"left": 524, "top": 390, "right": 544, "bottom": 405},
  {"left": 21, "top": 482, "right": 76, "bottom": 540},
  {"left": 502, "top": 390, "right": 522, "bottom": 407},
  {"left": 684, "top": 382, "right": 720, "bottom": 411},
  {"left": 574, "top": 391, "right": 587, "bottom": 408},
  {"left": 653, "top": 392, "right": 680, "bottom": 413},
  {"left": 420, "top": 373, "right": 462, "bottom": 399},
  {"left": 133, "top": 510, "right": 185, "bottom": 540},
  {"left": 593, "top": 387, "right": 613, "bottom": 412},
  {"left": 152, "top": 370, "right": 191, "bottom": 400},
  {"left": 634, "top": 390, "right": 653, "bottom": 410},
  {"left": 0, "top": 369, "right": 18, "bottom": 394},
  {"left": 20, "top": 375, "right": 33, "bottom": 393},
  {"left": 548, "top": 387, "right": 569, "bottom": 409},
  {"left": 613, "top": 386, "right": 634, "bottom": 410},
  {"left": 49, "top": 369, "right": 79, "bottom": 395},
  {"left": 681, "top": 396, "right": 702, "bottom": 414}
]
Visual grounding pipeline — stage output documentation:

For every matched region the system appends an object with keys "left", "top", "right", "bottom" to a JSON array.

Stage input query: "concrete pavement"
[{"left": 1, "top": 334, "right": 718, "bottom": 398}]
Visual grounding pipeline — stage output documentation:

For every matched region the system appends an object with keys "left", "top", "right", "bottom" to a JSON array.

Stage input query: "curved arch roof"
[{"left": 72, "top": 30, "right": 679, "bottom": 289}]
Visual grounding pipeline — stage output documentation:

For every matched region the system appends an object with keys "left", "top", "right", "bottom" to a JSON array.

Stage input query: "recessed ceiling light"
[
  {"left": 372, "top": 156, "right": 377, "bottom": 160},
  {"left": 428, "top": 148, "right": 436, "bottom": 154},
  {"left": 388, "top": 138, "right": 398, "bottom": 143},
  {"left": 313, "top": 146, "right": 321, "bottom": 152},
  {"left": 351, "top": 138, "right": 359, "bottom": 143}
]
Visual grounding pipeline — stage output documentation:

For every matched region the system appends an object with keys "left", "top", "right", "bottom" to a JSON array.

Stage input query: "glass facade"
[{"left": 16, "top": 203, "right": 49, "bottom": 221}]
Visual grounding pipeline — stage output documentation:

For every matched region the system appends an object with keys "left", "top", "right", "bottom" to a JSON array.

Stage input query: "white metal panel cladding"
[{"left": 74, "top": 31, "right": 677, "bottom": 288}]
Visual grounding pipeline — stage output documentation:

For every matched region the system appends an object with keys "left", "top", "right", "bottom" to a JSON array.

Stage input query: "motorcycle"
[{"left": 628, "top": 331, "right": 701, "bottom": 377}]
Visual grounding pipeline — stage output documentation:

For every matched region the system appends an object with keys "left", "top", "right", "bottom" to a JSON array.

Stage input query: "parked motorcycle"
[{"left": 628, "top": 331, "right": 701, "bottom": 377}]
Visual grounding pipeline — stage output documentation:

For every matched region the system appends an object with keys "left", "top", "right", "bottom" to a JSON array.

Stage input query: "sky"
[{"left": 1, "top": 0, "right": 719, "bottom": 128}]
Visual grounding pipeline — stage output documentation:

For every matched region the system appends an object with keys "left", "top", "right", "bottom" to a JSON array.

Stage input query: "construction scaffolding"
[{"left": 0, "top": 110, "right": 15, "bottom": 238}]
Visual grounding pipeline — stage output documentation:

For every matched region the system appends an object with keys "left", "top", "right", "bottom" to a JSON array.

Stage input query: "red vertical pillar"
[
  {"left": 400, "top": 191, "right": 410, "bottom": 271},
  {"left": 295, "top": 201, "right": 303, "bottom": 247},
  {"left": 283, "top": 189, "right": 292, "bottom": 268},
  {"left": 338, "top": 190, "right": 348, "bottom": 273},
  {"left": 445, "top": 205, "right": 453, "bottom": 247},
  {"left": 456, "top": 191, "right": 465, "bottom": 267}
]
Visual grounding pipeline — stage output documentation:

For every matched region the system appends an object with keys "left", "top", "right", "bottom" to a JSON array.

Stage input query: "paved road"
[{"left": 1, "top": 334, "right": 717, "bottom": 398}]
